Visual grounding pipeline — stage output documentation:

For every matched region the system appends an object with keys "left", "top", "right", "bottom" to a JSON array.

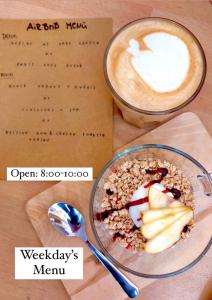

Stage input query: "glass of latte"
[{"left": 104, "top": 18, "right": 206, "bottom": 127}]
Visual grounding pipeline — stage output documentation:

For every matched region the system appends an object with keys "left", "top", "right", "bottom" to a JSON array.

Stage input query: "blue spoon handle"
[{"left": 86, "top": 240, "right": 139, "bottom": 298}]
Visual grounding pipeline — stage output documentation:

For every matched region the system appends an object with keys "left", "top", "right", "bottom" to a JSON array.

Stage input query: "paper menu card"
[{"left": 0, "top": 19, "right": 113, "bottom": 179}]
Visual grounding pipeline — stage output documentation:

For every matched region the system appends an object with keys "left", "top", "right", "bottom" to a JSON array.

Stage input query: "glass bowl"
[{"left": 90, "top": 144, "right": 212, "bottom": 278}]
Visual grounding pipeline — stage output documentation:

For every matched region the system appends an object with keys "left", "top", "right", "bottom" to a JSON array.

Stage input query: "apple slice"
[
  {"left": 141, "top": 210, "right": 187, "bottom": 239},
  {"left": 169, "top": 200, "right": 184, "bottom": 208},
  {"left": 148, "top": 183, "right": 169, "bottom": 208},
  {"left": 145, "top": 209, "right": 193, "bottom": 254},
  {"left": 142, "top": 206, "right": 188, "bottom": 224}
]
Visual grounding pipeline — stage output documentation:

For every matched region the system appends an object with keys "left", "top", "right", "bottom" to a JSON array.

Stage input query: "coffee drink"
[{"left": 104, "top": 18, "right": 206, "bottom": 126}]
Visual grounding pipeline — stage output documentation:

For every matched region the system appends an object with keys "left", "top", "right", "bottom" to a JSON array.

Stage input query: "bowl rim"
[
  {"left": 89, "top": 144, "right": 212, "bottom": 278},
  {"left": 103, "top": 17, "right": 207, "bottom": 115}
]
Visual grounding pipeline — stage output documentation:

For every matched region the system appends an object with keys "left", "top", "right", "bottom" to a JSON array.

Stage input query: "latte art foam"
[
  {"left": 106, "top": 18, "right": 205, "bottom": 112},
  {"left": 127, "top": 32, "right": 190, "bottom": 93}
]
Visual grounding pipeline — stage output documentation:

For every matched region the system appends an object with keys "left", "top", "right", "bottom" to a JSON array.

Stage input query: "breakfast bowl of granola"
[{"left": 90, "top": 144, "right": 212, "bottom": 278}]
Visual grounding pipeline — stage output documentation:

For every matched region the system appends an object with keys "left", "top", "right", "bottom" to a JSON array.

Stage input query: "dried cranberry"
[
  {"left": 106, "top": 189, "right": 113, "bottom": 196},
  {"left": 116, "top": 197, "right": 121, "bottom": 203},
  {"left": 111, "top": 167, "right": 117, "bottom": 173},
  {"left": 112, "top": 232, "right": 124, "bottom": 241},
  {"left": 170, "top": 188, "right": 181, "bottom": 199}
]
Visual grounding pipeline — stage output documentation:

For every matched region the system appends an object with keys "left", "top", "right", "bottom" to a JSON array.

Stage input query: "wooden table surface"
[{"left": 0, "top": 1, "right": 211, "bottom": 300}]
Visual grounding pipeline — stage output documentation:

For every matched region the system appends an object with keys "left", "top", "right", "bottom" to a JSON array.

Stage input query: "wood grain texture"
[
  {"left": 26, "top": 112, "right": 212, "bottom": 300},
  {"left": 0, "top": 1, "right": 212, "bottom": 300}
]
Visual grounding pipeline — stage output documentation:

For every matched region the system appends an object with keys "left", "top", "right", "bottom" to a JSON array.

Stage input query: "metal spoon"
[{"left": 48, "top": 202, "right": 139, "bottom": 298}]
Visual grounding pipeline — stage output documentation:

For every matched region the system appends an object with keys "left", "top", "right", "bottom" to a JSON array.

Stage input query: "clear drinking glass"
[
  {"left": 104, "top": 18, "right": 206, "bottom": 128},
  {"left": 90, "top": 144, "right": 212, "bottom": 278}
]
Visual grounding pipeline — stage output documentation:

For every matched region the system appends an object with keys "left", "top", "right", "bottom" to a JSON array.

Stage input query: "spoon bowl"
[{"left": 48, "top": 202, "right": 87, "bottom": 241}]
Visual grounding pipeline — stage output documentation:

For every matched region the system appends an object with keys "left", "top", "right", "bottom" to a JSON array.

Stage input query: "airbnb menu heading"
[{"left": 0, "top": 19, "right": 112, "bottom": 179}]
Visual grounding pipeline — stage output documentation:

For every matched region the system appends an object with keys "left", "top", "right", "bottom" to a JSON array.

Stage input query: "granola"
[{"left": 98, "top": 158, "right": 194, "bottom": 252}]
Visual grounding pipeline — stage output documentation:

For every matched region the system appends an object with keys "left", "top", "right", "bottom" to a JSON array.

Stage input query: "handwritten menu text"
[{"left": 0, "top": 19, "right": 113, "bottom": 178}]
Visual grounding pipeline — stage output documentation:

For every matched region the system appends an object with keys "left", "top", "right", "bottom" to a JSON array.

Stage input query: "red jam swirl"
[
  {"left": 145, "top": 168, "right": 181, "bottom": 199},
  {"left": 162, "top": 187, "right": 181, "bottom": 199},
  {"left": 144, "top": 168, "right": 168, "bottom": 188},
  {"left": 145, "top": 167, "right": 168, "bottom": 177},
  {"left": 144, "top": 179, "right": 162, "bottom": 188},
  {"left": 95, "top": 209, "right": 116, "bottom": 221},
  {"left": 126, "top": 196, "right": 148, "bottom": 208}
]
